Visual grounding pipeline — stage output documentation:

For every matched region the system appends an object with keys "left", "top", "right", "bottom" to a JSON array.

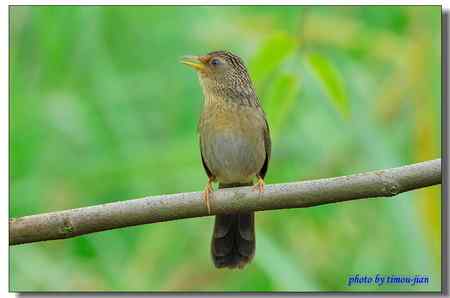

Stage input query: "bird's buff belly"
[{"left": 201, "top": 131, "right": 265, "bottom": 184}]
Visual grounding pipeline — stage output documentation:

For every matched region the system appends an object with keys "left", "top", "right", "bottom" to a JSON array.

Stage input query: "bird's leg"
[
  {"left": 203, "top": 176, "right": 214, "bottom": 214},
  {"left": 254, "top": 175, "right": 265, "bottom": 193}
]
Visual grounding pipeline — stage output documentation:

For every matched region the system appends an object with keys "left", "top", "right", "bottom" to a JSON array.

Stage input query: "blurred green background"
[{"left": 10, "top": 6, "right": 441, "bottom": 292}]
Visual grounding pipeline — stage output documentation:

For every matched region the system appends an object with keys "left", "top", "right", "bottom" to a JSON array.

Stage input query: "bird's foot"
[
  {"left": 254, "top": 176, "right": 265, "bottom": 193},
  {"left": 203, "top": 178, "right": 214, "bottom": 214}
]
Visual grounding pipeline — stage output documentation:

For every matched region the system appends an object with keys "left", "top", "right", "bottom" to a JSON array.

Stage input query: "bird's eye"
[{"left": 210, "top": 58, "right": 221, "bottom": 66}]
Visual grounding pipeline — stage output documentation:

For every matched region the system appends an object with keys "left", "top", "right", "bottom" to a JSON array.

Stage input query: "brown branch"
[{"left": 9, "top": 159, "right": 441, "bottom": 246}]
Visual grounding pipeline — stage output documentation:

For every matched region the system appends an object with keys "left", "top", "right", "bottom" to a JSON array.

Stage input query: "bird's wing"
[
  {"left": 259, "top": 116, "right": 271, "bottom": 179},
  {"left": 199, "top": 135, "right": 214, "bottom": 178}
]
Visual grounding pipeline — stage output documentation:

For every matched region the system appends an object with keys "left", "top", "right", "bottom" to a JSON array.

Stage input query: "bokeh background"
[{"left": 10, "top": 6, "right": 441, "bottom": 291}]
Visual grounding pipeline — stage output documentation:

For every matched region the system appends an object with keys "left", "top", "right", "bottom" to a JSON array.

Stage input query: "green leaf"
[
  {"left": 264, "top": 73, "right": 300, "bottom": 137},
  {"left": 306, "top": 53, "right": 350, "bottom": 118},
  {"left": 250, "top": 32, "right": 298, "bottom": 88},
  {"left": 256, "top": 231, "right": 318, "bottom": 291}
]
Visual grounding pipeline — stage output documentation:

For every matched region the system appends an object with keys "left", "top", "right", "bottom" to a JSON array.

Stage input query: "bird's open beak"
[{"left": 180, "top": 55, "right": 206, "bottom": 71}]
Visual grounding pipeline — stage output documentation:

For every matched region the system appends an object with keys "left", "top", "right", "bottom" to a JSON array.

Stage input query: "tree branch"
[{"left": 9, "top": 159, "right": 441, "bottom": 246}]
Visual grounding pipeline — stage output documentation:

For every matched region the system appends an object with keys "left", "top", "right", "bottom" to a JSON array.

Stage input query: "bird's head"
[{"left": 181, "top": 50, "right": 254, "bottom": 100}]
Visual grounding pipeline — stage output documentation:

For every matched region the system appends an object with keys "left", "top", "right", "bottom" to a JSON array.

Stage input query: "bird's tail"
[{"left": 211, "top": 182, "right": 255, "bottom": 269}]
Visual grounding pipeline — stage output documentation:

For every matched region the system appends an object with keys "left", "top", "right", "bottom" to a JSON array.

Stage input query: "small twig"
[{"left": 9, "top": 159, "right": 441, "bottom": 246}]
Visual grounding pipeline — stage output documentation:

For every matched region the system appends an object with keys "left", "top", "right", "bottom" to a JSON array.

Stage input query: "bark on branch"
[{"left": 9, "top": 159, "right": 442, "bottom": 246}]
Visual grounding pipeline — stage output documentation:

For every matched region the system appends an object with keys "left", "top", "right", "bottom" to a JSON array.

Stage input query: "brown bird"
[{"left": 181, "top": 50, "right": 271, "bottom": 269}]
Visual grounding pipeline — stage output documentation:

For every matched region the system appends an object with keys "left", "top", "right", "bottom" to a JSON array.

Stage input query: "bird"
[{"left": 181, "top": 50, "right": 271, "bottom": 269}]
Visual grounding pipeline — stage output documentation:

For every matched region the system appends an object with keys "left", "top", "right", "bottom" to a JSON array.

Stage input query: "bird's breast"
[{"left": 199, "top": 102, "right": 266, "bottom": 184}]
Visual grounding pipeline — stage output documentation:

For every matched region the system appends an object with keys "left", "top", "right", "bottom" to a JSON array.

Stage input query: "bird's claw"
[
  {"left": 203, "top": 178, "right": 214, "bottom": 214},
  {"left": 254, "top": 176, "right": 265, "bottom": 194}
]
